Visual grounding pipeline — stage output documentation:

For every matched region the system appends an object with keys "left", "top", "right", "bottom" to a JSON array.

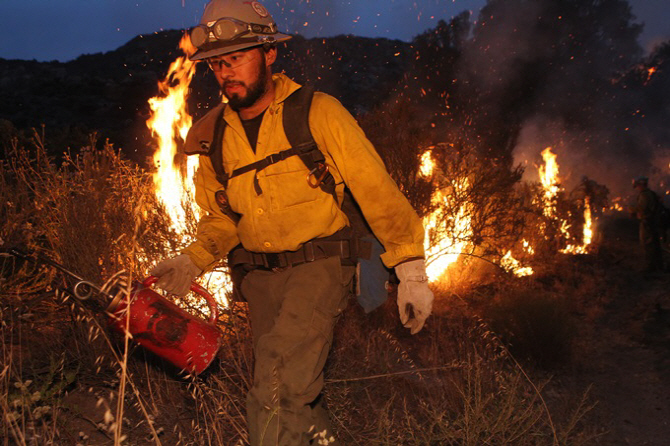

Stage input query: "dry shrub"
[
  {"left": 324, "top": 294, "right": 593, "bottom": 445},
  {"left": 1, "top": 131, "right": 185, "bottom": 444},
  {"left": 358, "top": 98, "right": 435, "bottom": 217},
  {"left": 479, "top": 285, "right": 577, "bottom": 370},
  {"left": 2, "top": 128, "right": 179, "bottom": 284}
]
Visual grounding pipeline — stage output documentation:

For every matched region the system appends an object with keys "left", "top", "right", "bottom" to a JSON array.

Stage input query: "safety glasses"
[
  {"left": 206, "top": 50, "right": 260, "bottom": 71},
  {"left": 190, "top": 17, "right": 277, "bottom": 49}
]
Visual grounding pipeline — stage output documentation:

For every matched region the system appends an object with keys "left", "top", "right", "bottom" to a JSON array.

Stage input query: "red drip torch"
[
  {"left": 5, "top": 249, "right": 222, "bottom": 375},
  {"left": 107, "top": 276, "right": 222, "bottom": 375}
]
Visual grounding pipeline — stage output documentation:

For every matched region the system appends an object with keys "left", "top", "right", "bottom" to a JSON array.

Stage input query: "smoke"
[{"left": 454, "top": 0, "right": 669, "bottom": 203}]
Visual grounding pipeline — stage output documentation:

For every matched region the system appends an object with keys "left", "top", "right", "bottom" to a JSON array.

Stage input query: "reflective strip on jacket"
[{"left": 182, "top": 73, "right": 425, "bottom": 271}]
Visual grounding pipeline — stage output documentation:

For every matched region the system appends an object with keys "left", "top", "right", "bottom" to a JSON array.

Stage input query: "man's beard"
[{"left": 223, "top": 55, "right": 267, "bottom": 111}]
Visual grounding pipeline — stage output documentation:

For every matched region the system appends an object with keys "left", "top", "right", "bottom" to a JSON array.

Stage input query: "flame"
[
  {"left": 523, "top": 239, "right": 535, "bottom": 255},
  {"left": 501, "top": 250, "right": 534, "bottom": 277},
  {"left": 419, "top": 150, "right": 474, "bottom": 282},
  {"left": 147, "top": 35, "right": 232, "bottom": 306},
  {"left": 419, "top": 150, "right": 435, "bottom": 177},
  {"left": 148, "top": 35, "right": 199, "bottom": 232},
  {"left": 538, "top": 147, "right": 560, "bottom": 219},
  {"left": 610, "top": 197, "right": 624, "bottom": 212},
  {"left": 423, "top": 179, "right": 473, "bottom": 281},
  {"left": 582, "top": 197, "right": 593, "bottom": 246},
  {"left": 561, "top": 202, "right": 592, "bottom": 254},
  {"left": 537, "top": 147, "right": 592, "bottom": 254},
  {"left": 645, "top": 66, "right": 658, "bottom": 84}
]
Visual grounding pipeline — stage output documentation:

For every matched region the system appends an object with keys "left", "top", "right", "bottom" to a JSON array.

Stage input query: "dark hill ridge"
[{"left": 0, "top": 31, "right": 411, "bottom": 163}]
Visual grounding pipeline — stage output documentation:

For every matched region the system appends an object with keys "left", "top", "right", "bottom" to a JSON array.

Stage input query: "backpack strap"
[
  {"left": 282, "top": 86, "right": 337, "bottom": 199},
  {"left": 209, "top": 106, "right": 229, "bottom": 188},
  {"left": 198, "top": 105, "right": 242, "bottom": 224}
]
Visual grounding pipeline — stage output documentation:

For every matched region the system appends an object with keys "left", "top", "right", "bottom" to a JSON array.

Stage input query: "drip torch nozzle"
[{"left": 5, "top": 248, "right": 110, "bottom": 302}]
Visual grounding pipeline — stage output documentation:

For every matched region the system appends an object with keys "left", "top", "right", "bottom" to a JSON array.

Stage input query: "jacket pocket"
[{"left": 266, "top": 170, "right": 323, "bottom": 210}]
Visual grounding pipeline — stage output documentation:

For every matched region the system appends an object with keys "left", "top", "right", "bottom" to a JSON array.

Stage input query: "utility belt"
[{"left": 228, "top": 227, "right": 371, "bottom": 272}]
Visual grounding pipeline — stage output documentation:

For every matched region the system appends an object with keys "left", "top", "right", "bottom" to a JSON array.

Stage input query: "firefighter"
[
  {"left": 151, "top": 1, "right": 434, "bottom": 444},
  {"left": 631, "top": 176, "right": 664, "bottom": 273}
]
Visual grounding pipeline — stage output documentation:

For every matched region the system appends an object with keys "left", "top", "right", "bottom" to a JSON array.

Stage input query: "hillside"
[{"left": 0, "top": 31, "right": 411, "bottom": 164}]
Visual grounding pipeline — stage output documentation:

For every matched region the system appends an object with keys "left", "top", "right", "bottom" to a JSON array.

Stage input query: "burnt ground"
[{"left": 551, "top": 215, "right": 670, "bottom": 445}]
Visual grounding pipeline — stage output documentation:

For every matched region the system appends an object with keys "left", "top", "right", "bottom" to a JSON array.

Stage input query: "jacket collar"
[{"left": 271, "top": 73, "right": 301, "bottom": 104}]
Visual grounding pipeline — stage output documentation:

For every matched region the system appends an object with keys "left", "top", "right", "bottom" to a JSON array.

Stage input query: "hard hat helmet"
[{"left": 189, "top": 0, "right": 292, "bottom": 61}]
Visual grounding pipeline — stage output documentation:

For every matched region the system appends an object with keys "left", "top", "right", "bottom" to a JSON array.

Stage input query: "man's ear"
[{"left": 264, "top": 47, "right": 277, "bottom": 66}]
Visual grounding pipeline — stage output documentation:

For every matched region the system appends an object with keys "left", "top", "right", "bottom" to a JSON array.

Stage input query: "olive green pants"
[{"left": 241, "top": 256, "right": 355, "bottom": 446}]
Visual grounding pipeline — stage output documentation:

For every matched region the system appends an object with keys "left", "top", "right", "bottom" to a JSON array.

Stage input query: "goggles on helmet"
[{"left": 190, "top": 17, "right": 278, "bottom": 49}]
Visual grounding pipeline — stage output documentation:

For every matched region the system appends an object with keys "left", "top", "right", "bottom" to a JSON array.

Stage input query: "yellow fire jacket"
[{"left": 182, "top": 74, "right": 425, "bottom": 271}]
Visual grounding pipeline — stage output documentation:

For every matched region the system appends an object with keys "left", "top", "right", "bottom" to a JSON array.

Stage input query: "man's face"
[{"left": 207, "top": 48, "right": 269, "bottom": 111}]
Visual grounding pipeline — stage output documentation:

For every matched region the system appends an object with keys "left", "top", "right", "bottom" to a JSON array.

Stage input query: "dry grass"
[{"left": 1, "top": 132, "right": 599, "bottom": 445}]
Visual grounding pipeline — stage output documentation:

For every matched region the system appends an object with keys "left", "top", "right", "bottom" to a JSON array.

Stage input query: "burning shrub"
[
  {"left": 359, "top": 97, "right": 537, "bottom": 281},
  {"left": 427, "top": 143, "right": 527, "bottom": 262}
]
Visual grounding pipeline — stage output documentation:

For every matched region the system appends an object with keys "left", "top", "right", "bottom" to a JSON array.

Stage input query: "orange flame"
[
  {"left": 645, "top": 66, "right": 658, "bottom": 84},
  {"left": 419, "top": 150, "right": 474, "bottom": 281},
  {"left": 539, "top": 147, "right": 560, "bottom": 219},
  {"left": 610, "top": 197, "right": 624, "bottom": 212},
  {"left": 537, "top": 147, "right": 592, "bottom": 254},
  {"left": 148, "top": 35, "right": 199, "bottom": 232},
  {"left": 501, "top": 250, "right": 534, "bottom": 277},
  {"left": 147, "top": 35, "right": 232, "bottom": 305}
]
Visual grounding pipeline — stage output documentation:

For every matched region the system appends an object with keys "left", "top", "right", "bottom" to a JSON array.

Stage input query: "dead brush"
[
  {"left": 477, "top": 285, "right": 577, "bottom": 370},
  {"left": 323, "top": 294, "right": 595, "bottom": 445},
  {"left": 1, "top": 131, "right": 181, "bottom": 444}
]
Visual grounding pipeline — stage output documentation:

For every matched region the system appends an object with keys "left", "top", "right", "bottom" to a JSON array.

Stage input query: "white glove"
[
  {"left": 395, "top": 259, "right": 434, "bottom": 335},
  {"left": 150, "top": 254, "right": 202, "bottom": 297}
]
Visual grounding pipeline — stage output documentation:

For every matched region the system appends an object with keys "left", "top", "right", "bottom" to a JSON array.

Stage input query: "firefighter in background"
[
  {"left": 631, "top": 176, "right": 664, "bottom": 273},
  {"left": 150, "top": 0, "right": 434, "bottom": 444}
]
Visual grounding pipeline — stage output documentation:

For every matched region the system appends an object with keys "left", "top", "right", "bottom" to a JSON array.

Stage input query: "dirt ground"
[{"left": 560, "top": 215, "right": 670, "bottom": 445}]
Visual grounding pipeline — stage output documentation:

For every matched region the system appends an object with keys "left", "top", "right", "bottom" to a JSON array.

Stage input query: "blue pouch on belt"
[{"left": 356, "top": 235, "right": 392, "bottom": 313}]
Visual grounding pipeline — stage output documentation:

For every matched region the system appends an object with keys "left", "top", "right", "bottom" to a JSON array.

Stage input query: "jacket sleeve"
[
  {"left": 181, "top": 149, "right": 240, "bottom": 272},
  {"left": 308, "top": 93, "right": 426, "bottom": 268}
]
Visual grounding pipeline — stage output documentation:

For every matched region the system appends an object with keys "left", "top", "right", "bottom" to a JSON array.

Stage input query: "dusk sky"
[{"left": 0, "top": 0, "right": 668, "bottom": 62}]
